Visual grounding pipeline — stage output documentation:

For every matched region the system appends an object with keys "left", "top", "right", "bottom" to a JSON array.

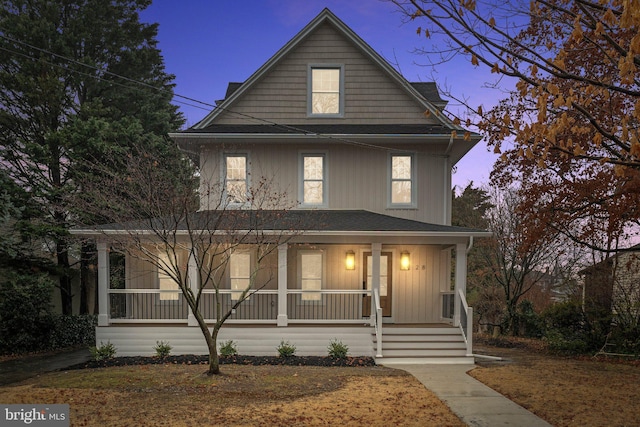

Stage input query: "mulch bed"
[{"left": 66, "top": 354, "right": 376, "bottom": 370}]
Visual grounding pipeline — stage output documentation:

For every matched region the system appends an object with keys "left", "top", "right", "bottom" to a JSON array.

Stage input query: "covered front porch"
[{"left": 94, "top": 238, "right": 475, "bottom": 362}]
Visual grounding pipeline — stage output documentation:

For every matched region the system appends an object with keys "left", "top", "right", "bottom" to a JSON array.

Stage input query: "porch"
[{"left": 95, "top": 240, "right": 474, "bottom": 362}]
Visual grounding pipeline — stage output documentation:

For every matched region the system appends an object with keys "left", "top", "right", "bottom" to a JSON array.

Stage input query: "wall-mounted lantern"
[
  {"left": 400, "top": 251, "right": 410, "bottom": 271},
  {"left": 345, "top": 250, "right": 355, "bottom": 270}
]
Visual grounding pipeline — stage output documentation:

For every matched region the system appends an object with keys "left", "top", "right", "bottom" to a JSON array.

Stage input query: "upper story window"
[
  {"left": 389, "top": 154, "right": 416, "bottom": 207},
  {"left": 300, "top": 153, "right": 326, "bottom": 206},
  {"left": 224, "top": 154, "right": 248, "bottom": 205},
  {"left": 308, "top": 65, "right": 343, "bottom": 116}
]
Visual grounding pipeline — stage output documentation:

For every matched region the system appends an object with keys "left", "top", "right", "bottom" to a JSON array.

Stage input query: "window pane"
[
  {"left": 304, "top": 182, "right": 323, "bottom": 204},
  {"left": 304, "top": 156, "right": 323, "bottom": 179},
  {"left": 366, "top": 256, "right": 388, "bottom": 297},
  {"left": 391, "top": 181, "right": 412, "bottom": 204},
  {"left": 392, "top": 156, "right": 411, "bottom": 179},
  {"left": 226, "top": 181, "right": 247, "bottom": 203},
  {"left": 226, "top": 156, "right": 246, "bottom": 180},
  {"left": 230, "top": 253, "right": 251, "bottom": 301},
  {"left": 158, "top": 253, "right": 179, "bottom": 301},
  {"left": 311, "top": 68, "right": 340, "bottom": 114},
  {"left": 301, "top": 253, "right": 322, "bottom": 301}
]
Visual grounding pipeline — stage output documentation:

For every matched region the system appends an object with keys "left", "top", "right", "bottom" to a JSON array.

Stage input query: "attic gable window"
[{"left": 309, "top": 66, "right": 343, "bottom": 116}]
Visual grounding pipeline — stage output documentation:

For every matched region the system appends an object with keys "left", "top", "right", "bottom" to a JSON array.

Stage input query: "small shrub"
[
  {"left": 219, "top": 340, "right": 238, "bottom": 356},
  {"left": 327, "top": 339, "right": 349, "bottom": 358},
  {"left": 276, "top": 340, "right": 296, "bottom": 357},
  {"left": 90, "top": 341, "right": 117, "bottom": 361},
  {"left": 154, "top": 340, "right": 172, "bottom": 358}
]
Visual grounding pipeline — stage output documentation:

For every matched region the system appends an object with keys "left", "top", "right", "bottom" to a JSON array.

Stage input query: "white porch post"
[
  {"left": 277, "top": 243, "right": 288, "bottom": 326},
  {"left": 97, "top": 242, "right": 110, "bottom": 326},
  {"left": 187, "top": 246, "right": 199, "bottom": 326},
  {"left": 370, "top": 243, "right": 381, "bottom": 325},
  {"left": 454, "top": 242, "right": 467, "bottom": 327}
]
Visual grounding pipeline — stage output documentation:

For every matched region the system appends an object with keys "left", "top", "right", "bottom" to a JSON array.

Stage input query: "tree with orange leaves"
[{"left": 393, "top": 0, "right": 640, "bottom": 248}]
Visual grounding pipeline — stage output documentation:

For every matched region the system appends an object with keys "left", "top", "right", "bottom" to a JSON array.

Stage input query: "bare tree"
[
  {"left": 75, "top": 149, "right": 300, "bottom": 375},
  {"left": 476, "top": 186, "right": 568, "bottom": 334}
]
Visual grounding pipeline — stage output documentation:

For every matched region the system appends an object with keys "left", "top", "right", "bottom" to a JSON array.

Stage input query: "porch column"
[
  {"left": 187, "top": 246, "right": 199, "bottom": 326},
  {"left": 454, "top": 242, "right": 467, "bottom": 327},
  {"left": 97, "top": 242, "right": 110, "bottom": 326},
  {"left": 370, "top": 243, "right": 381, "bottom": 325},
  {"left": 277, "top": 243, "right": 288, "bottom": 326}
]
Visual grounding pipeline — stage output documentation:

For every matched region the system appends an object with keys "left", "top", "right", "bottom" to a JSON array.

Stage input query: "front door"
[{"left": 362, "top": 252, "right": 392, "bottom": 317}]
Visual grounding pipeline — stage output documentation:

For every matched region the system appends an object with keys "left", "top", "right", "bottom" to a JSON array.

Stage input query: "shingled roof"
[{"left": 73, "top": 210, "right": 488, "bottom": 236}]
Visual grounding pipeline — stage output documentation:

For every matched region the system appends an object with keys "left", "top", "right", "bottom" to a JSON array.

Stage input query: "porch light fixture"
[
  {"left": 345, "top": 250, "right": 355, "bottom": 270},
  {"left": 400, "top": 251, "right": 410, "bottom": 271}
]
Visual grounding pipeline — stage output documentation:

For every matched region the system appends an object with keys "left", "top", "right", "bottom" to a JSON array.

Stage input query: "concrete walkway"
[
  {"left": 396, "top": 364, "right": 553, "bottom": 427},
  {"left": 0, "top": 348, "right": 92, "bottom": 386}
]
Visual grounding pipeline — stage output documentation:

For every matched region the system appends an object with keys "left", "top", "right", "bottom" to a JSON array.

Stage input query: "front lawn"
[{"left": 0, "top": 364, "right": 464, "bottom": 426}]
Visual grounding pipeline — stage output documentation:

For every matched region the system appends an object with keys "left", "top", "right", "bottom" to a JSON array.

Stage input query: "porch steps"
[{"left": 373, "top": 327, "right": 474, "bottom": 365}]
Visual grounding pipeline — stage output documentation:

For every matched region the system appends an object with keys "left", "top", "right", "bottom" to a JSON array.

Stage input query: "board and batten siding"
[
  {"left": 200, "top": 143, "right": 448, "bottom": 224},
  {"left": 213, "top": 22, "right": 438, "bottom": 125}
]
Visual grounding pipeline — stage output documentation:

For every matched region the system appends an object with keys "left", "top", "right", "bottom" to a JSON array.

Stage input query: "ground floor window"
[{"left": 300, "top": 251, "right": 323, "bottom": 301}]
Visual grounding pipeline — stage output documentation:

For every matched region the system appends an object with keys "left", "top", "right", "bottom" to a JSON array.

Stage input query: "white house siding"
[
  {"left": 199, "top": 143, "right": 448, "bottom": 224},
  {"left": 393, "top": 245, "right": 445, "bottom": 324},
  {"left": 213, "top": 22, "right": 438, "bottom": 125}
]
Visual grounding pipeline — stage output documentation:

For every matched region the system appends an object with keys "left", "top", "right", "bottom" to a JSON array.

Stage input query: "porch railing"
[
  {"left": 441, "top": 291, "right": 455, "bottom": 321},
  {"left": 373, "top": 288, "right": 382, "bottom": 358},
  {"left": 458, "top": 289, "right": 473, "bottom": 356},
  {"left": 107, "top": 288, "right": 372, "bottom": 324}
]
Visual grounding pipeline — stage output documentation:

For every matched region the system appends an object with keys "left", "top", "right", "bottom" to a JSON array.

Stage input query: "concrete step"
[
  {"left": 374, "top": 334, "right": 464, "bottom": 343},
  {"left": 379, "top": 348, "right": 468, "bottom": 357},
  {"left": 379, "top": 327, "right": 460, "bottom": 335},
  {"left": 376, "top": 356, "right": 475, "bottom": 365},
  {"left": 375, "top": 341, "right": 466, "bottom": 350}
]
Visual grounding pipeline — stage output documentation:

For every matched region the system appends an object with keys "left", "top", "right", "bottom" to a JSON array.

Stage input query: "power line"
[{"left": 0, "top": 34, "right": 453, "bottom": 155}]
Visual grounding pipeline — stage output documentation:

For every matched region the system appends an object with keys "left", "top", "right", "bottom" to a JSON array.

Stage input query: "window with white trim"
[
  {"left": 224, "top": 154, "right": 248, "bottom": 204},
  {"left": 158, "top": 253, "right": 180, "bottom": 301},
  {"left": 229, "top": 252, "right": 251, "bottom": 301},
  {"left": 300, "top": 154, "right": 326, "bottom": 206},
  {"left": 300, "top": 251, "right": 323, "bottom": 301},
  {"left": 309, "top": 66, "right": 343, "bottom": 116},
  {"left": 390, "top": 154, "right": 415, "bottom": 206}
]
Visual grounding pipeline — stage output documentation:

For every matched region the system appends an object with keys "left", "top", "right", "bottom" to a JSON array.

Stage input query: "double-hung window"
[
  {"left": 158, "top": 253, "right": 180, "bottom": 301},
  {"left": 229, "top": 252, "right": 251, "bottom": 301},
  {"left": 389, "top": 154, "right": 416, "bottom": 207},
  {"left": 300, "top": 153, "right": 326, "bottom": 206},
  {"left": 224, "top": 154, "right": 248, "bottom": 205},
  {"left": 300, "top": 251, "right": 323, "bottom": 301},
  {"left": 309, "top": 66, "right": 343, "bottom": 116}
]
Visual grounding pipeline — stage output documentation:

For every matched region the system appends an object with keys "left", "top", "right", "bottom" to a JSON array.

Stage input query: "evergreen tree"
[{"left": 0, "top": 0, "right": 184, "bottom": 314}]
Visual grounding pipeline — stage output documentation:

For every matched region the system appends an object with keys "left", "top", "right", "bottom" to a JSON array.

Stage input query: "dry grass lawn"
[
  {"left": 0, "top": 364, "right": 464, "bottom": 426},
  {"left": 471, "top": 339, "right": 640, "bottom": 427}
]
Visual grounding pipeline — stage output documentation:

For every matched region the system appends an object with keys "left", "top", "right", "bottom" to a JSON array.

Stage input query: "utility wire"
[{"left": 0, "top": 34, "right": 454, "bottom": 155}]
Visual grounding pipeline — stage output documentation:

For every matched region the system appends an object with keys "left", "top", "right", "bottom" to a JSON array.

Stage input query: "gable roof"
[{"left": 193, "top": 8, "right": 459, "bottom": 130}]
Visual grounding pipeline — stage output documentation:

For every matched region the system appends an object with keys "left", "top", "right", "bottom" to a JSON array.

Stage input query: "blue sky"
[{"left": 140, "top": 0, "right": 503, "bottom": 189}]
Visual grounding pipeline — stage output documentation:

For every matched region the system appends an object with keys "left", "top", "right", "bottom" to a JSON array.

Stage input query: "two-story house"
[{"left": 75, "top": 9, "right": 489, "bottom": 364}]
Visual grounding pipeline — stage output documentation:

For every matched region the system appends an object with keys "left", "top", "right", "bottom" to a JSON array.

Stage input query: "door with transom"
[{"left": 362, "top": 252, "right": 392, "bottom": 317}]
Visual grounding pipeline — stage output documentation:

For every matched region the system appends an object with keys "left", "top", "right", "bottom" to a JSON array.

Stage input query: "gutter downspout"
[
  {"left": 444, "top": 134, "right": 454, "bottom": 225},
  {"left": 466, "top": 236, "right": 474, "bottom": 254}
]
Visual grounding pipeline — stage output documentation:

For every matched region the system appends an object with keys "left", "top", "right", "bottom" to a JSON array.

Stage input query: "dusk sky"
[{"left": 140, "top": 0, "right": 506, "bottom": 189}]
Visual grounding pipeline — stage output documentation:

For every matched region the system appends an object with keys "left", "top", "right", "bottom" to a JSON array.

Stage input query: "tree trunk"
[
  {"left": 207, "top": 327, "right": 220, "bottom": 375},
  {"left": 79, "top": 242, "right": 96, "bottom": 314},
  {"left": 57, "top": 242, "right": 73, "bottom": 315}
]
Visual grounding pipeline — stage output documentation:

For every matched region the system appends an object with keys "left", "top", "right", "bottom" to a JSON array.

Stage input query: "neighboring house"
[
  {"left": 73, "top": 9, "right": 489, "bottom": 363},
  {"left": 582, "top": 244, "right": 640, "bottom": 324}
]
